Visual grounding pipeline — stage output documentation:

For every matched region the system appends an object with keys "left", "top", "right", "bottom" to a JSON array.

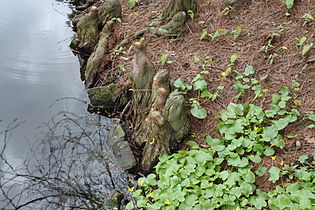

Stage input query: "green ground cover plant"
[
  {"left": 233, "top": 65, "right": 269, "bottom": 101},
  {"left": 172, "top": 72, "right": 210, "bottom": 119},
  {"left": 126, "top": 87, "right": 315, "bottom": 210},
  {"left": 172, "top": 70, "right": 226, "bottom": 119}
]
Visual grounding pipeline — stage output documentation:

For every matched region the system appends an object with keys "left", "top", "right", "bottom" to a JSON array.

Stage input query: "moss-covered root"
[
  {"left": 70, "top": 6, "right": 99, "bottom": 54},
  {"left": 98, "top": 0, "right": 122, "bottom": 26},
  {"left": 129, "top": 44, "right": 190, "bottom": 172},
  {"left": 85, "top": 21, "right": 115, "bottom": 87},
  {"left": 140, "top": 111, "right": 174, "bottom": 173},
  {"left": 163, "top": 92, "right": 189, "bottom": 141},
  {"left": 156, "top": 11, "right": 187, "bottom": 37},
  {"left": 221, "top": 0, "right": 252, "bottom": 9},
  {"left": 130, "top": 42, "right": 157, "bottom": 145},
  {"left": 76, "top": 0, "right": 97, "bottom": 11},
  {"left": 150, "top": 69, "right": 170, "bottom": 111},
  {"left": 152, "top": 0, "right": 196, "bottom": 26},
  {"left": 86, "top": 83, "right": 129, "bottom": 114}
]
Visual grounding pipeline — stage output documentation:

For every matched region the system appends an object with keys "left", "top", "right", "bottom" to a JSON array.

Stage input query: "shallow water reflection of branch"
[{"left": 0, "top": 112, "right": 132, "bottom": 209}]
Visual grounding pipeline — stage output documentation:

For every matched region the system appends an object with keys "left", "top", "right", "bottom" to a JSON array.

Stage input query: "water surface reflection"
[{"left": 0, "top": 0, "right": 86, "bottom": 164}]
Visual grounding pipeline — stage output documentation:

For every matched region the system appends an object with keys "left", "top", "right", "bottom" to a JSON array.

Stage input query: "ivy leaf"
[
  {"left": 261, "top": 126, "right": 278, "bottom": 142},
  {"left": 256, "top": 167, "right": 267, "bottom": 176},
  {"left": 212, "top": 145, "right": 225, "bottom": 152},
  {"left": 200, "top": 90, "right": 213, "bottom": 98},
  {"left": 300, "top": 197, "right": 312, "bottom": 209},
  {"left": 186, "top": 141, "right": 200, "bottom": 149},
  {"left": 205, "top": 136, "right": 222, "bottom": 146},
  {"left": 256, "top": 189, "right": 270, "bottom": 200},
  {"left": 193, "top": 79, "right": 208, "bottom": 91},
  {"left": 242, "top": 170, "right": 256, "bottom": 183},
  {"left": 264, "top": 147, "right": 275, "bottom": 156},
  {"left": 298, "top": 154, "right": 308, "bottom": 163},
  {"left": 251, "top": 196, "right": 267, "bottom": 209},
  {"left": 174, "top": 78, "right": 189, "bottom": 90},
  {"left": 249, "top": 154, "right": 261, "bottom": 163},
  {"left": 239, "top": 181, "right": 254, "bottom": 197},
  {"left": 277, "top": 194, "right": 293, "bottom": 208},
  {"left": 234, "top": 81, "right": 250, "bottom": 92},
  {"left": 279, "top": 86, "right": 290, "bottom": 96},
  {"left": 196, "top": 151, "right": 213, "bottom": 165},
  {"left": 273, "top": 118, "right": 289, "bottom": 131},
  {"left": 270, "top": 135, "right": 285, "bottom": 149},
  {"left": 190, "top": 105, "right": 207, "bottom": 119},
  {"left": 269, "top": 166, "right": 281, "bottom": 183},
  {"left": 307, "top": 114, "right": 315, "bottom": 121},
  {"left": 226, "top": 103, "right": 244, "bottom": 116},
  {"left": 265, "top": 109, "right": 277, "bottom": 118},
  {"left": 307, "top": 124, "right": 315, "bottom": 128},
  {"left": 244, "top": 65, "right": 255, "bottom": 76},
  {"left": 205, "top": 136, "right": 225, "bottom": 151},
  {"left": 219, "top": 171, "right": 229, "bottom": 180}
]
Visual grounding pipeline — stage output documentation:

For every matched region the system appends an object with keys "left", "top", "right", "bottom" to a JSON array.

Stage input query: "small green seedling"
[
  {"left": 221, "top": 6, "right": 234, "bottom": 15},
  {"left": 194, "top": 56, "right": 215, "bottom": 70},
  {"left": 223, "top": 54, "right": 239, "bottom": 76},
  {"left": 160, "top": 53, "right": 172, "bottom": 65},
  {"left": 307, "top": 114, "right": 315, "bottom": 128},
  {"left": 267, "top": 47, "right": 287, "bottom": 64},
  {"left": 129, "top": 12, "right": 140, "bottom": 18},
  {"left": 187, "top": 10, "right": 195, "bottom": 19},
  {"left": 118, "top": 64, "right": 126, "bottom": 72},
  {"left": 113, "top": 47, "right": 126, "bottom": 55},
  {"left": 172, "top": 72, "right": 215, "bottom": 119},
  {"left": 111, "top": 17, "right": 122, "bottom": 23},
  {"left": 209, "top": 29, "right": 227, "bottom": 41},
  {"left": 285, "top": 0, "right": 295, "bottom": 9},
  {"left": 200, "top": 29, "right": 227, "bottom": 41},
  {"left": 301, "top": 43, "right": 313, "bottom": 56},
  {"left": 295, "top": 36, "right": 307, "bottom": 48},
  {"left": 128, "top": 0, "right": 137, "bottom": 9},
  {"left": 278, "top": 22, "right": 290, "bottom": 32},
  {"left": 260, "top": 33, "right": 280, "bottom": 53},
  {"left": 291, "top": 80, "right": 300, "bottom": 91},
  {"left": 232, "top": 25, "right": 243, "bottom": 40},
  {"left": 173, "top": 78, "right": 192, "bottom": 93},
  {"left": 301, "top": 13, "right": 314, "bottom": 26}
]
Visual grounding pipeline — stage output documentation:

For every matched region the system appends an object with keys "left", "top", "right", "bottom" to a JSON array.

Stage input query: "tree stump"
[
  {"left": 70, "top": 6, "right": 99, "bottom": 54},
  {"left": 130, "top": 42, "right": 157, "bottom": 146},
  {"left": 85, "top": 20, "right": 115, "bottom": 87}
]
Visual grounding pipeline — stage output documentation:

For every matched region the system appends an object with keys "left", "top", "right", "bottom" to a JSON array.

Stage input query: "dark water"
[{"left": 0, "top": 0, "right": 86, "bottom": 166}]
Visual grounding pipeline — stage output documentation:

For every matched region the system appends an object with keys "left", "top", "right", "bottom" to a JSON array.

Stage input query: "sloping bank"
[{"left": 68, "top": 0, "right": 195, "bottom": 208}]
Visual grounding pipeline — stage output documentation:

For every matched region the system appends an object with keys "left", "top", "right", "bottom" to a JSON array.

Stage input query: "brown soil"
[{"left": 95, "top": 0, "right": 314, "bottom": 191}]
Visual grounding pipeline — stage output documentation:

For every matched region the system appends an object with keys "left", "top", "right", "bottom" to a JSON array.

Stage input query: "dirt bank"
[{"left": 70, "top": 0, "right": 315, "bottom": 191}]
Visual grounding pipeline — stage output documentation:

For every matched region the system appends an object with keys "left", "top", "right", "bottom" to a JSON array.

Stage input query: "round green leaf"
[{"left": 190, "top": 105, "right": 207, "bottom": 119}]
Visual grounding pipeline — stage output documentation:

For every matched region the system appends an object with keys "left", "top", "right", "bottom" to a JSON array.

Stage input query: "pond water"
[
  {"left": 0, "top": 1, "right": 131, "bottom": 208},
  {"left": 0, "top": 0, "right": 86, "bottom": 166}
]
